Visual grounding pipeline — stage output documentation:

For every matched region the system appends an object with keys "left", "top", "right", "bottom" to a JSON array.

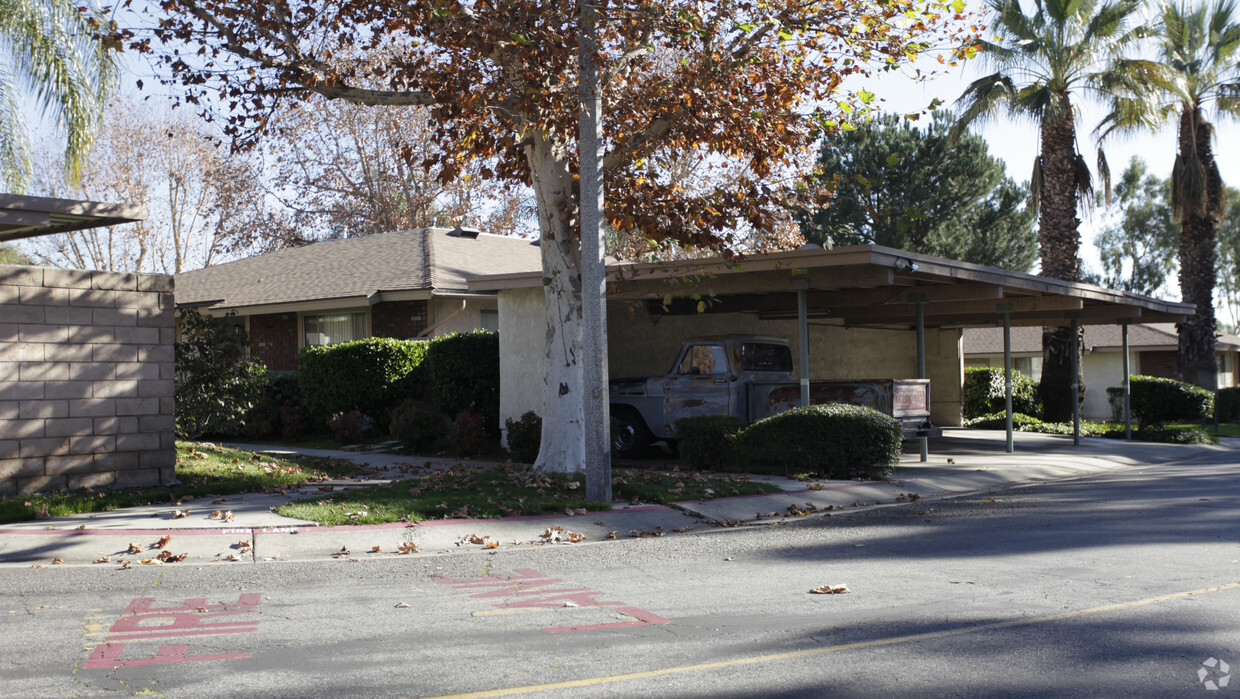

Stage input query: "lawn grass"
[
  {"left": 0, "top": 442, "right": 360, "bottom": 525},
  {"left": 277, "top": 465, "right": 783, "bottom": 526}
]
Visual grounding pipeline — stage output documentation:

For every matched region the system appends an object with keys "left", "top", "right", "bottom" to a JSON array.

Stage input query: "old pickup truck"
[{"left": 609, "top": 335, "right": 936, "bottom": 456}]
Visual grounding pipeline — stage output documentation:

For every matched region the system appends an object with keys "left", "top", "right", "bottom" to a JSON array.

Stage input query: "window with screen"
[{"left": 303, "top": 311, "right": 367, "bottom": 346}]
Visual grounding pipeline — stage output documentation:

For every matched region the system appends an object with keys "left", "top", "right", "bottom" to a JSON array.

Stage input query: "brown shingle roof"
[
  {"left": 964, "top": 323, "right": 1240, "bottom": 355},
  {"left": 175, "top": 228, "right": 541, "bottom": 310}
]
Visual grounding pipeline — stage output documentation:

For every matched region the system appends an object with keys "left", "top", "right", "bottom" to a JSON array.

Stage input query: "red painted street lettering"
[{"left": 82, "top": 593, "right": 263, "bottom": 670}]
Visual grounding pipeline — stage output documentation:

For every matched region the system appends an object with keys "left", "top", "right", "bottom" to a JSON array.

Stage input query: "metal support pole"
[
  {"left": 1121, "top": 320, "right": 1131, "bottom": 440},
  {"left": 1070, "top": 313, "right": 1080, "bottom": 447},
  {"left": 1000, "top": 305, "right": 1014, "bottom": 453},
  {"left": 915, "top": 297, "right": 927, "bottom": 462},
  {"left": 578, "top": 1, "right": 610, "bottom": 502},
  {"left": 793, "top": 278, "right": 810, "bottom": 408}
]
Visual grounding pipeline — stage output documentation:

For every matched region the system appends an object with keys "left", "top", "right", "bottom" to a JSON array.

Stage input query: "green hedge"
[
  {"left": 674, "top": 415, "right": 749, "bottom": 472},
  {"left": 175, "top": 309, "right": 267, "bottom": 439},
  {"left": 963, "top": 367, "right": 1042, "bottom": 419},
  {"left": 298, "top": 338, "right": 429, "bottom": 421},
  {"left": 426, "top": 331, "right": 500, "bottom": 435},
  {"left": 504, "top": 411, "right": 542, "bottom": 463},
  {"left": 743, "top": 404, "right": 902, "bottom": 480},
  {"left": 964, "top": 412, "right": 1107, "bottom": 436},
  {"left": 1128, "top": 375, "right": 1212, "bottom": 427},
  {"left": 1216, "top": 387, "right": 1240, "bottom": 422}
]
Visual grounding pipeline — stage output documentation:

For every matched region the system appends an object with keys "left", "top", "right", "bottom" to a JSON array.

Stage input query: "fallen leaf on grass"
[{"left": 809, "top": 585, "right": 850, "bottom": 594}]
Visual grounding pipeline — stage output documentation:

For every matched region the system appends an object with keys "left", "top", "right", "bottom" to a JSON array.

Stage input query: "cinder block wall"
[{"left": 0, "top": 265, "right": 176, "bottom": 496}]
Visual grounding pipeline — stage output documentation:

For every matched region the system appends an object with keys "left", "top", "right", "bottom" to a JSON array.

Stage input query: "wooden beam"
[
  {"left": 610, "top": 266, "right": 895, "bottom": 301},
  {"left": 814, "top": 283, "right": 1004, "bottom": 308}
]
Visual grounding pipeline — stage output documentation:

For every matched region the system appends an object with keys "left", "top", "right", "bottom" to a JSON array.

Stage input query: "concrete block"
[
  {"left": 0, "top": 401, "right": 15, "bottom": 420},
  {"left": 139, "top": 345, "right": 174, "bottom": 363},
  {"left": 95, "top": 451, "right": 140, "bottom": 470},
  {"left": 68, "top": 471, "right": 116, "bottom": 491},
  {"left": 44, "top": 417, "right": 94, "bottom": 437},
  {"left": 46, "top": 343, "right": 94, "bottom": 362},
  {"left": 19, "top": 324, "right": 68, "bottom": 343},
  {"left": 69, "top": 362, "right": 116, "bottom": 381},
  {"left": 140, "top": 449, "right": 176, "bottom": 469},
  {"left": 0, "top": 361, "right": 13, "bottom": 381},
  {"left": 70, "top": 435, "right": 116, "bottom": 454},
  {"left": 137, "top": 307, "right": 175, "bottom": 328},
  {"left": 116, "top": 433, "right": 159, "bottom": 452},
  {"left": 0, "top": 457, "right": 44, "bottom": 479},
  {"left": 92, "top": 344, "right": 138, "bottom": 362},
  {"left": 40, "top": 267, "right": 92, "bottom": 289},
  {"left": 0, "top": 323, "right": 16, "bottom": 342},
  {"left": 139, "top": 414, "right": 176, "bottom": 433},
  {"left": 158, "top": 292, "right": 174, "bottom": 310},
  {"left": 92, "top": 416, "right": 119, "bottom": 434},
  {"left": 0, "top": 265, "right": 42, "bottom": 286},
  {"left": 45, "top": 454, "right": 96, "bottom": 475},
  {"left": 18, "top": 285, "right": 70, "bottom": 306},
  {"left": 45, "top": 380, "right": 94, "bottom": 400},
  {"left": 138, "top": 274, "right": 174, "bottom": 293},
  {"left": 138, "top": 379, "right": 174, "bottom": 398},
  {"left": 67, "top": 325, "right": 117, "bottom": 344},
  {"left": 69, "top": 398, "right": 116, "bottom": 417},
  {"left": 159, "top": 396, "right": 174, "bottom": 416},
  {"left": 93, "top": 379, "right": 140, "bottom": 399},
  {"left": 18, "top": 399, "right": 68, "bottom": 420},
  {"left": 68, "top": 288, "right": 116, "bottom": 308},
  {"left": 116, "top": 362, "right": 160, "bottom": 381},
  {"left": 91, "top": 271, "right": 138, "bottom": 291},
  {"left": 159, "top": 327, "right": 176, "bottom": 344},
  {"left": 5, "top": 304, "right": 45, "bottom": 323},
  {"left": 10, "top": 419, "right": 45, "bottom": 438},
  {"left": 115, "top": 468, "right": 161, "bottom": 488},
  {"left": 114, "top": 290, "right": 149, "bottom": 309},
  {"left": 19, "top": 436, "right": 70, "bottom": 458},
  {"left": 0, "top": 343, "right": 41, "bottom": 362},
  {"left": 116, "top": 397, "right": 159, "bottom": 416},
  {"left": 0, "top": 479, "right": 13, "bottom": 497},
  {"left": 44, "top": 305, "right": 94, "bottom": 325},
  {"left": 92, "top": 307, "right": 138, "bottom": 327},
  {"left": 0, "top": 381, "right": 43, "bottom": 400},
  {"left": 160, "top": 362, "right": 175, "bottom": 380},
  {"left": 118, "top": 416, "right": 139, "bottom": 433},
  {"left": 0, "top": 285, "right": 17, "bottom": 303},
  {"left": 115, "top": 326, "right": 160, "bottom": 345},
  {"left": 160, "top": 431, "right": 176, "bottom": 450},
  {"left": 0, "top": 439, "right": 15, "bottom": 459},
  {"left": 19, "top": 362, "right": 69, "bottom": 381},
  {"left": 17, "top": 476, "right": 68, "bottom": 495}
]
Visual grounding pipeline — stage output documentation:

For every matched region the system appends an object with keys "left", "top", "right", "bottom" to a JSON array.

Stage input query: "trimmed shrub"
[
  {"left": 298, "top": 338, "right": 429, "bottom": 422},
  {"left": 389, "top": 399, "right": 447, "bottom": 453},
  {"left": 175, "top": 308, "right": 267, "bottom": 439},
  {"left": 1216, "top": 387, "right": 1240, "bottom": 422},
  {"left": 1125, "top": 426, "right": 1214, "bottom": 444},
  {"left": 674, "top": 415, "right": 748, "bottom": 472},
  {"left": 327, "top": 410, "right": 373, "bottom": 443},
  {"left": 1128, "top": 375, "right": 1212, "bottom": 427},
  {"left": 505, "top": 411, "right": 543, "bottom": 463},
  {"left": 964, "top": 412, "right": 1108, "bottom": 436},
  {"left": 742, "top": 404, "right": 902, "bottom": 480},
  {"left": 963, "top": 367, "right": 1042, "bottom": 419},
  {"left": 426, "top": 331, "right": 500, "bottom": 435},
  {"left": 243, "top": 371, "right": 303, "bottom": 438},
  {"left": 449, "top": 411, "right": 488, "bottom": 457}
]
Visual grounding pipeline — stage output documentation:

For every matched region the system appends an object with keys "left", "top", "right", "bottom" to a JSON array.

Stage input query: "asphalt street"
[{"left": 2, "top": 453, "right": 1238, "bottom": 697}]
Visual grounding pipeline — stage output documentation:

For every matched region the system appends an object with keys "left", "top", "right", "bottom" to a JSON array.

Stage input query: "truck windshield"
[{"left": 741, "top": 343, "right": 792, "bottom": 372}]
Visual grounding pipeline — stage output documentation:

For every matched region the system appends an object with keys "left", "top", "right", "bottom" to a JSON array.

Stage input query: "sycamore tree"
[{"left": 141, "top": 0, "right": 976, "bottom": 472}]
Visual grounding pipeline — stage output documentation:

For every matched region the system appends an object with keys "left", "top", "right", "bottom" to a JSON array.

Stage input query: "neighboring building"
[
  {"left": 175, "top": 228, "right": 542, "bottom": 371},
  {"left": 963, "top": 324, "right": 1240, "bottom": 420}
]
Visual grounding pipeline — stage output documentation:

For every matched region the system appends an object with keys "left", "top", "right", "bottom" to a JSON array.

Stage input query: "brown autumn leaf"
[
  {"left": 127, "top": 543, "right": 141, "bottom": 554},
  {"left": 121, "top": 560, "right": 132, "bottom": 570},
  {"left": 468, "top": 534, "right": 488, "bottom": 545},
  {"left": 76, "top": 524, "right": 87, "bottom": 530},
  {"left": 93, "top": 556, "right": 111, "bottom": 564},
  {"left": 30, "top": 564, "right": 46, "bottom": 568},
  {"left": 172, "top": 509, "right": 190, "bottom": 519},
  {"left": 223, "top": 554, "right": 243, "bottom": 562},
  {"left": 154, "top": 535, "right": 172, "bottom": 549},
  {"left": 594, "top": 520, "right": 607, "bottom": 526},
  {"left": 398, "top": 542, "right": 419, "bottom": 554},
  {"left": 234, "top": 540, "right": 253, "bottom": 552},
  {"left": 370, "top": 546, "right": 382, "bottom": 553},
  {"left": 52, "top": 557, "right": 64, "bottom": 565},
  {"left": 212, "top": 498, "right": 228, "bottom": 504},
  {"left": 605, "top": 531, "right": 618, "bottom": 539},
  {"left": 484, "top": 540, "right": 500, "bottom": 549},
  {"left": 809, "top": 585, "right": 850, "bottom": 595},
  {"left": 394, "top": 602, "right": 410, "bottom": 608},
  {"left": 209, "top": 510, "right": 223, "bottom": 519}
]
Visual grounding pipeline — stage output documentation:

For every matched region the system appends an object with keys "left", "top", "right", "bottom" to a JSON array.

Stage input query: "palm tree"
[
  {"left": 0, "top": 0, "right": 118, "bottom": 193},
  {"left": 951, "top": 0, "right": 1145, "bottom": 421},
  {"left": 1098, "top": 0, "right": 1240, "bottom": 389}
]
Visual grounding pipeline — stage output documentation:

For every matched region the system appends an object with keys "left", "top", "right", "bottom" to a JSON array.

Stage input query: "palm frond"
[
  {"left": 1030, "top": 156, "right": 1044, "bottom": 217},
  {"left": 951, "top": 73, "right": 1017, "bottom": 142},
  {"left": 1074, "top": 152, "right": 1095, "bottom": 216},
  {"left": 1171, "top": 152, "right": 1207, "bottom": 222},
  {"left": 0, "top": 67, "right": 33, "bottom": 193},
  {"left": 1097, "top": 148, "right": 1111, "bottom": 204}
]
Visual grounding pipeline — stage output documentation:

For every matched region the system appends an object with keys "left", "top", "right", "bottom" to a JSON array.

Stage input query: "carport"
[{"left": 472, "top": 244, "right": 1195, "bottom": 456}]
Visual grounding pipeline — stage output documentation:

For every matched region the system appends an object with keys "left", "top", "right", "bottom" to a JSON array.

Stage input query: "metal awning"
[{"left": 0, "top": 194, "right": 147, "bottom": 243}]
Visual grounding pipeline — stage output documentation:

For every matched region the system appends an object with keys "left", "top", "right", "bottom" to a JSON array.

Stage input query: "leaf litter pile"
[{"left": 277, "top": 464, "right": 780, "bottom": 526}]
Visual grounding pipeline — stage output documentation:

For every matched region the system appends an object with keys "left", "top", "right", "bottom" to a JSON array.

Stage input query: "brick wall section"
[
  {"left": 0, "top": 265, "right": 175, "bottom": 496},
  {"left": 249, "top": 312, "right": 299, "bottom": 371},
  {"left": 371, "top": 300, "right": 429, "bottom": 340}
]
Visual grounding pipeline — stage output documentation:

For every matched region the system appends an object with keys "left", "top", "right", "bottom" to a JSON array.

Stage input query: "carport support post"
[
  {"left": 791, "top": 277, "right": 811, "bottom": 407},
  {"left": 1069, "top": 313, "right": 1081, "bottom": 447},
  {"left": 1000, "top": 304, "right": 1014, "bottom": 453},
  {"left": 913, "top": 295, "right": 928, "bottom": 462},
  {"left": 1121, "top": 320, "right": 1131, "bottom": 440}
]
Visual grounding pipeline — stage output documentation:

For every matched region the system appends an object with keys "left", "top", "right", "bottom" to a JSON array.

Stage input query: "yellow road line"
[{"left": 437, "top": 580, "right": 1240, "bottom": 698}]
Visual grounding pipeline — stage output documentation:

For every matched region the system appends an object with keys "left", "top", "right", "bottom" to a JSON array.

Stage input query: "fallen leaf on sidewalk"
[
  {"left": 594, "top": 520, "right": 607, "bottom": 526},
  {"left": 213, "top": 498, "right": 228, "bottom": 504},
  {"left": 605, "top": 531, "right": 618, "bottom": 539},
  {"left": 30, "top": 564, "right": 45, "bottom": 568},
  {"left": 234, "top": 540, "right": 253, "bottom": 552},
  {"left": 93, "top": 556, "right": 111, "bottom": 564},
  {"left": 154, "top": 536, "right": 172, "bottom": 550},
  {"left": 946, "top": 458, "right": 955, "bottom": 464},
  {"left": 370, "top": 546, "right": 382, "bottom": 553},
  {"left": 484, "top": 540, "right": 500, "bottom": 549},
  {"left": 172, "top": 510, "right": 190, "bottom": 519},
  {"left": 398, "top": 542, "right": 419, "bottom": 554},
  {"left": 394, "top": 602, "right": 410, "bottom": 608},
  {"left": 223, "top": 554, "right": 243, "bottom": 562},
  {"left": 52, "top": 558, "right": 63, "bottom": 565},
  {"left": 77, "top": 525, "right": 86, "bottom": 530},
  {"left": 468, "top": 534, "right": 488, "bottom": 545},
  {"left": 809, "top": 585, "right": 850, "bottom": 594}
]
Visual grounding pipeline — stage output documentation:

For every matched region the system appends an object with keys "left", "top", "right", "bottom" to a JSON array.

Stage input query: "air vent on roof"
[{"left": 448, "top": 226, "right": 481, "bottom": 239}]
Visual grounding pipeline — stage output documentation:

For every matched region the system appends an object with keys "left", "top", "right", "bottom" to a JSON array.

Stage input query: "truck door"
[{"left": 663, "top": 342, "right": 732, "bottom": 434}]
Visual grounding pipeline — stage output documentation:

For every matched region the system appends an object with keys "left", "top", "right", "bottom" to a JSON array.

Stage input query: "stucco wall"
[
  {"left": 1082, "top": 351, "right": 1136, "bottom": 421},
  {"left": 1, "top": 265, "right": 176, "bottom": 496},
  {"left": 429, "top": 297, "right": 498, "bottom": 337},
  {"left": 496, "top": 288, "right": 965, "bottom": 437}
]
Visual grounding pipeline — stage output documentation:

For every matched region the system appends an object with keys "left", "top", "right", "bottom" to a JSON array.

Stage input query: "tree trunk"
[
  {"left": 525, "top": 132, "right": 588, "bottom": 473},
  {"left": 1036, "top": 107, "right": 1085, "bottom": 422},
  {"left": 1176, "top": 107, "right": 1219, "bottom": 390}
]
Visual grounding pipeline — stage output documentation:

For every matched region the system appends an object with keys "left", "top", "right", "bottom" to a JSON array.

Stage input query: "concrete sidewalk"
[{"left": 2, "top": 429, "right": 1235, "bottom": 567}]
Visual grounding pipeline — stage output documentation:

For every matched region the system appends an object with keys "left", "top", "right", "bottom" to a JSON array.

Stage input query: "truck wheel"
[{"left": 611, "top": 408, "right": 651, "bottom": 458}]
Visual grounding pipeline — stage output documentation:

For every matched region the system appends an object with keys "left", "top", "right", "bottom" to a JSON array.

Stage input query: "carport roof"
[
  {"left": 469, "top": 244, "right": 1194, "bottom": 328},
  {"left": 0, "top": 194, "right": 147, "bottom": 243}
]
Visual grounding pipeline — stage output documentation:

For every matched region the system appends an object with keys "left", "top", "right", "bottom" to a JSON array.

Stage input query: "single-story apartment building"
[
  {"left": 175, "top": 227, "right": 542, "bottom": 370},
  {"left": 963, "top": 323, "right": 1240, "bottom": 420}
]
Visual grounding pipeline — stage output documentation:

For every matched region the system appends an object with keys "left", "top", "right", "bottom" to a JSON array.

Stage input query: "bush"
[
  {"left": 742, "top": 404, "right": 902, "bottom": 480},
  {"left": 449, "top": 411, "right": 488, "bottom": 457},
  {"left": 1128, "top": 375, "right": 1212, "bottom": 427},
  {"left": 389, "top": 399, "right": 447, "bottom": 453},
  {"left": 1216, "top": 387, "right": 1240, "bottom": 422},
  {"left": 505, "top": 411, "right": 543, "bottom": 463},
  {"left": 175, "top": 309, "right": 268, "bottom": 439},
  {"left": 426, "top": 331, "right": 499, "bottom": 435},
  {"left": 243, "top": 371, "right": 303, "bottom": 438},
  {"left": 327, "top": 410, "right": 373, "bottom": 443},
  {"left": 298, "top": 338, "right": 429, "bottom": 423},
  {"left": 963, "top": 367, "right": 1042, "bottom": 419},
  {"left": 964, "top": 412, "right": 1108, "bottom": 436},
  {"left": 1123, "top": 426, "right": 1214, "bottom": 444},
  {"left": 674, "top": 415, "right": 748, "bottom": 472}
]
